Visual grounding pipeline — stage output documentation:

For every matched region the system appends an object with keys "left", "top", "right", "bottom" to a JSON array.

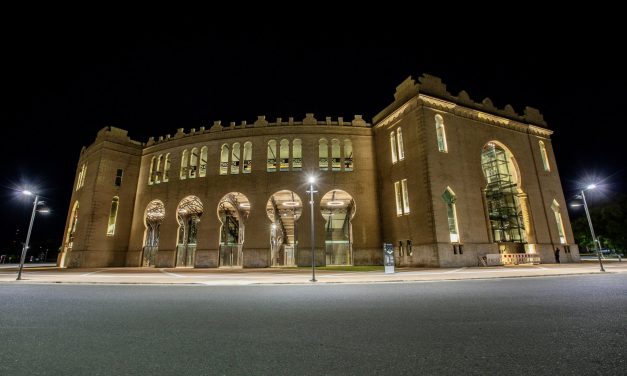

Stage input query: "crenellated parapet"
[
  {"left": 146, "top": 114, "right": 370, "bottom": 146},
  {"left": 375, "top": 74, "right": 548, "bottom": 128}
]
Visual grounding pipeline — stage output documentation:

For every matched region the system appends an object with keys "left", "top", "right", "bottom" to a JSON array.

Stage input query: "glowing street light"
[
  {"left": 571, "top": 184, "right": 604, "bottom": 272},
  {"left": 307, "top": 176, "right": 317, "bottom": 282},
  {"left": 17, "top": 190, "right": 48, "bottom": 280}
]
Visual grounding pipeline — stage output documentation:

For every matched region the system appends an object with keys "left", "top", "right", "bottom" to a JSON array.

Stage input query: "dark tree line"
[{"left": 571, "top": 194, "right": 626, "bottom": 254}]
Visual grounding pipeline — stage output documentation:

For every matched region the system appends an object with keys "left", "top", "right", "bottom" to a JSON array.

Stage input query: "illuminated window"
[
  {"left": 344, "top": 139, "right": 353, "bottom": 171},
  {"left": 319, "top": 139, "right": 328, "bottom": 171},
  {"left": 199, "top": 146, "right": 208, "bottom": 177},
  {"left": 267, "top": 140, "right": 277, "bottom": 172},
  {"left": 332, "top": 139, "right": 341, "bottom": 171},
  {"left": 180, "top": 150, "right": 188, "bottom": 180},
  {"left": 163, "top": 153, "right": 171, "bottom": 182},
  {"left": 154, "top": 154, "right": 163, "bottom": 183},
  {"left": 220, "top": 144, "right": 229, "bottom": 175},
  {"left": 443, "top": 188, "right": 460, "bottom": 243},
  {"left": 396, "top": 128, "right": 405, "bottom": 160},
  {"left": 280, "top": 139, "right": 289, "bottom": 171},
  {"left": 390, "top": 131, "right": 398, "bottom": 163},
  {"left": 148, "top": 157, "right": 155, "bottom": 185},
  {"left": 394, "top": 181, "right": 402, "bottom": 216},
  {"left": 76, "top": 163, "right": 87, "bottom": 190},
  {"left": 401, "top": 179, "right": 410, "bottom": 214},
  {"left": 551, "top": 199, "right": 566, "bottom": 244},
  {"left": 106, "top": 196, "right": 119, "bottom": 236},
  {"left": 539, "top": 141, "right": 550, "bottom": 172},
  {"left": 231, "top": 142, "right": 241, "bottom": 174},
  {"left": 292, "top": 139, "right": 302, "bottom": 171},
  {"left": 189, "top": 148, "right": 198, "bottom": 178},
  {"left": 243, "top": 142, "right": 252, "bottom": 173},
  {"left": 436, "top": 114, "right": 448, "bottom": 152},
  {"left": 115, "top": 169, "right": 123, "bottom": 187}
]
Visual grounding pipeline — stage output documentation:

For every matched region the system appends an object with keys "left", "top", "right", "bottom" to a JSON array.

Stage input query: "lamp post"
[
  {"left": 307, "top": 176, "right": 317, "bottom": 282},
  {"left": 580, "top": 184, "right": 605, "bottom": 272},
  {"left": 17, "top": 190, "right": 41, "bottom": 280}
]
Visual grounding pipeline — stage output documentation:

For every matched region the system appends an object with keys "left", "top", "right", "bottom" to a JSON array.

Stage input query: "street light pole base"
[{"left": 310, "top": 279, "right": 317, "bottom": 282}]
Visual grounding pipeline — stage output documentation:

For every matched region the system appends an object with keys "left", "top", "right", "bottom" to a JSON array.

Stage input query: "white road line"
[
  {"left": 159, "top": 269, "right": 183, "bottom": 278},
  {"left": 534, "top": 266, "right": 549, "bottom": 270},
  {"left": 81, "top": 269, "right": 107, "bottom": 276}
]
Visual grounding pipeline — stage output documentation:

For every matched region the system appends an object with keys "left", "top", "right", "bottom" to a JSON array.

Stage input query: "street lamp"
[
  {"left": 307, "top": 176, "right": 317, "bottom": 282},
  {"left": 572, "top": 184, "right": 605, "bottom": 272},
  {"left": 17, "top": 190, "right": 46, "bottom": 280}
]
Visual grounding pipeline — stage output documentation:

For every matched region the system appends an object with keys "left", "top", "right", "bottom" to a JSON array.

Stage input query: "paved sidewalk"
[{"left": 0, "top": 261, "right": 625, "bottom": 285}]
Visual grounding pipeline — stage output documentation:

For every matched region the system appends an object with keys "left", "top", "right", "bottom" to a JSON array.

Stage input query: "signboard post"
[{"left": 383, "top": 243, "right": 395, "bottom": 274}]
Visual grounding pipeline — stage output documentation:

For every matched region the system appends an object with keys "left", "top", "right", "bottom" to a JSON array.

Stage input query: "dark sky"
[{"left": 2, "top": 17, "right": 625, "bottom": 252}]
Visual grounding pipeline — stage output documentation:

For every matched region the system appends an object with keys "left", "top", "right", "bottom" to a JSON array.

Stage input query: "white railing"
[{"left": 485, "top": 253, "right": 541, "bottom": 266}]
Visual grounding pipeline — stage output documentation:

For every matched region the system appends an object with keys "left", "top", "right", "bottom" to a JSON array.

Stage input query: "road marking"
[
  {"left": 159, "top": 269, "right": 183, "bottom": 278},
  {"left": 81, "top": 269, "right": 107, "bottom": 276},
  {"left": 534, "top": 266, "right": 549, "bottom": 270}
]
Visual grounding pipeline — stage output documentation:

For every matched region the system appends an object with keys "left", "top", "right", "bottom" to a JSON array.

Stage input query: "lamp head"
[
  {"left": 586, "top": 184, "right": 597, "bottom": 190},
  {"left": 308, "top": 176, "right": 316, "bottom": 184},
  {"left": 22, "top": 190, "right": 33, "bottom": 196}
]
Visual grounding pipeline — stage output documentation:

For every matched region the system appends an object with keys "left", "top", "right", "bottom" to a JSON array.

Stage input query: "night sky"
[{"left": 2, "top": 18, "right": 625, "bottom": 254}]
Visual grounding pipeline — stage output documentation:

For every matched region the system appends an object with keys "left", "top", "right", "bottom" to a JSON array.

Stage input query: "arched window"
[
  {"left": 231, "top": 142, "right": 241, "bottom": 174},
  {"left": 148, "top": 157, "right": 155, "bottom": 185},
  {"left": 344, "top": 139, "right": 353, "bottom": 171},
  {"left": 292, "top": 139, "right": 302, "bottom": 171},
  {"left": 76, "top": 163, "right": 87, "bottom": 190},
  {"left": 481, "top": 142, "right": 525, "bottom": 243},
  {"left": 319, "top": 139, "right": 329, "bottom": 171},
  {"left": 199, "top": 146, "right": 208, "bottom": 177},
  {"left": 163, "top": 153, "right": 171, "bottom": 182},
  {"left": 396, "top": 128, "right": 405, "bottom": 160},
  {"left": 220, "top": 144, "right": 229, "bottom": 175},
  {"left": 390, "top": 131, "right": 398, "bottom": 163},
  {"left": 539, "top": 141, "right": 550, "bottom": 172},
  {"left": 189, "top": 148, "right": 199, "bottom": 178},
  {"left": 243, "top": 142, "right": 252, "bottom": 173},
  {"left": 280, "top": 139, "right": 290, "bottom": 171},
  {"left": 436, "top": 114, "right": 448, "bottom": 152},
  {"left": 551, "top": 199, "right": 566, "bottom": 244},
  {"left": 331, "top": 139, "right": 341, "bottom": 171},
  {"left": 106, "top": 196, "right": 119, "bottom": 236},
  {"left": 180, "top": 150, "right": 188, "bottom": 180},
  {"left": 267, "top": 140, "right": 277, "bottom": 172},
  {"left": 443, "top": 188, "right": 460, "bottom": 243},
  {"left": 155, "top": 154, "right": 163, "bottom": 183}
]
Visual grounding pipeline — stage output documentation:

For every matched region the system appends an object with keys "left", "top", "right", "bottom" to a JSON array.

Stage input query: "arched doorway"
[
  {"left": 218, "top": 192, "right": 250, "bottom": 267},
  {"left": 142, "top": 200, "right": 165, "bottom": 266},
  {"left": 320, "top": 190, "right": 355, "bottom": 265},
  {"left": 266, "top": 190, "right": 303, "bottom": 267},
  {"left": 176, "top": 196, "right": 203, "bottom": 267},
  {"left": 481, "top": 142, "right": 526, "bottom": 250}
]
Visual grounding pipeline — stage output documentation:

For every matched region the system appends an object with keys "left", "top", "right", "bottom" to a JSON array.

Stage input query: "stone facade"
[{"left": 58, "top": 74, "right": 579, "bottom": 268}]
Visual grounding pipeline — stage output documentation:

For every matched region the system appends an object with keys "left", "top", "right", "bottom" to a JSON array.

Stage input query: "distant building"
[{"left": 58, "top": 74, "right": 579, "bottom": 268}]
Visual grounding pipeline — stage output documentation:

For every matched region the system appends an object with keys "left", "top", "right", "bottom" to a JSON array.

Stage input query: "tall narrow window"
[
  {"left": 154, "top": 154, "right": 163, "bottom": 183},
  {"left": 180, "top": 150, "right": 188, "bottom": 180},
  {"left": 220, "top": 144, "right": 229, "bottom": 175},
  {"left": 443, "top": 188, "right": 460, "bottom": 243},
  {"left": 163, "top": 153, "right": 171, "bottom": 182},
  {"left": 115, "top": 169, "right": 123, "bottom": 187},
  {"left": 189, "top": 148, "right": 198, "bottom": 178},
  {"left": 292, "top": 139, "right": 302, "bottom": 171},
  {"left": 76, "top": 163, "right": 87, "bottom": 190},
  {"left": 231, "top": 142, "right": 241, "bottom": 174},
  {"left": 396, "top": 128, "right": 405, "bottom": 160},
  {"left": 107, "top": 196, "right": 119, "bottom": 236},
  {"left": 243, "top": 142, "right": 252, "bottom": 173},
  {"left": 267, "top": 140, "right": 277, "bottom": 172},
  {"left": 344, "top": 139, "right": 353, "bottom": 171},
  {"left": 199, "top": 146, "right": 208, "bottom": 177},
  {"left": 81, "top": 164, "right": 87, "bottom": 188},
  {"left": 319, "top": 139, "right": 329, "bottom": 170},
  {"left": 331, "top": 139, "right": 341, "bottom": 171},
  {"left": 551, "top": 199, "right": 566, "bottom": 244},
  {"left": 390, "top": 131, "right": 398, "bottom": 163},
  {"left": 401, "top": 179, "right": 410, "bottom": 214},
  {"left": 435, "top": 114, "right": 448, "bottom": 152},
  {"left": 280, "top": 139, "right": 290, "bottom": 171},
  {"left": 539, "top": 141, "right": 550, "bottom": 172},
  {"left": 394, "top": 181, "right": 403, "bottom": 216},
  {"left": 148, "top": 157, "right": 155, "bottom": 185}
]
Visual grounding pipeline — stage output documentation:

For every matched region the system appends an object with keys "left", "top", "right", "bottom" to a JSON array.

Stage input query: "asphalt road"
[{"left": 1, "top": 275, "right": 625, "bottom": 375}]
